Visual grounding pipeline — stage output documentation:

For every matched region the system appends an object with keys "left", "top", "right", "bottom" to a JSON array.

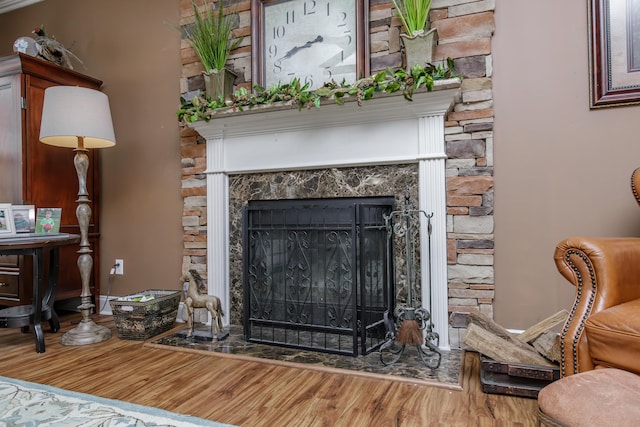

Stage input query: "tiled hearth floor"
[{"left": 148, "top": 324, "right": 463, "bottom": 388}]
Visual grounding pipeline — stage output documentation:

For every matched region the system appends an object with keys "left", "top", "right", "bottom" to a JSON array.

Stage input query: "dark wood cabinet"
[{"left": 0, "top": 53, "right": 101, "bottom": 307}]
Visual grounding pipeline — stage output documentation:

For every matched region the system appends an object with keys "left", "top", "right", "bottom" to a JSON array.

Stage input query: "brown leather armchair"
[{"left": 553, "top": 168, "right": 640, "bottom": 377}]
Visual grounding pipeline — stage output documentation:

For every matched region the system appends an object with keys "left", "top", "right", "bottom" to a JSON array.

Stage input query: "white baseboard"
[
  {"left": 176, "top": 301, "right": 186, "bottom": 323},
  {"left": 98, "top": 295, "right": 114, "bottom": 315}
]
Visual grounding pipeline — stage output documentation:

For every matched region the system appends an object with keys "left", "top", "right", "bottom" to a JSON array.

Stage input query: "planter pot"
[
  {"left": 203, "top": 68, "right": 237, "bottom": 104},
  {"left": 400, "top": 28, "right": 438, "bottom": 70}
]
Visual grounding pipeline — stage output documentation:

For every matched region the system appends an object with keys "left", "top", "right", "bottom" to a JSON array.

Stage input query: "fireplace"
[
  {"left": 243, "top": 197, "right": 394, "bottom": 356},
  {"left": 192, "top": 81, "right": 461, "bottom": 350}
]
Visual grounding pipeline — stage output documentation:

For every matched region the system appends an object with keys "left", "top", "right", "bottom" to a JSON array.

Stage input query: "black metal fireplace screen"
[{"left": 243, "top": 197, "right": 395, "bottom": 356}]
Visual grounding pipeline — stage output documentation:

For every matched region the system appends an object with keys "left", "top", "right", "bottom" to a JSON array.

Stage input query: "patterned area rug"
[
  {"left": 147, "top": 324, "right": 463, "bottom": 389},
  {"left": 0, "top": 375, "right": 233, "bottom": 426}
]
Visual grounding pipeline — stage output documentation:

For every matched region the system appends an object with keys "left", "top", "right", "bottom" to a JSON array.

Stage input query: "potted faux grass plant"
[
  {"left": 391, "top": 0, "right": 437, "bottom": 69},
  {"left": 185, "top": 0, "right": 241, "bottom": 103}
]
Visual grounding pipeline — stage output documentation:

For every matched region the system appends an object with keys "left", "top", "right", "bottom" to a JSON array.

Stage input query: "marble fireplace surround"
[{"left": 192, "top": 79, "right": 461, "bottom": 350}]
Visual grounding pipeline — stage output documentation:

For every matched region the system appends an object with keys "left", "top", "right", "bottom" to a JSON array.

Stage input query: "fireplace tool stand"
[{"left": 379, "top": 193, "right": 441, "bottom": 369}]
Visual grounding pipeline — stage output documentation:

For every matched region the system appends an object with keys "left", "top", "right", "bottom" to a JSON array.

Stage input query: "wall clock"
[{"left": 251, "top": 0, "right": 369, "bottom": 90}]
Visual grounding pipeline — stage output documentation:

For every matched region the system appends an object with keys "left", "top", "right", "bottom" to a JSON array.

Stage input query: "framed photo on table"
[
  {"left": 589, "top": 0, "right": 640, "bottom": 107},
  {"left": 0, "top": 204, "right": 16, "bottom": 237},
  {"left": 35, "top": 208, "right": 62, "bottom": 234},
  {"left": 12, "top": 205, "right": 35, "bottom": 233}
]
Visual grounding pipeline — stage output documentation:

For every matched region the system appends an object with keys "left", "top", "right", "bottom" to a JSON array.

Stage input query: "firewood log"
[
  {"left": 531, "top": 330, "right": 562, "bottom": 363},
  {"left": 518, "top": 310, "right": 568, "bottom": 344},
  {"left": 463, "top": 323, "right": 555, "bottom": 367}
]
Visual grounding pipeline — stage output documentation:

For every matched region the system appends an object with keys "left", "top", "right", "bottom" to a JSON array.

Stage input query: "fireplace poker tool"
[{"left": 380, "top": 192, "right": 441, "bottom": 369}]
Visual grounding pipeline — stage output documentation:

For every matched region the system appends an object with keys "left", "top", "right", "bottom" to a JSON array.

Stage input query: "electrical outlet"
[{"left": 115, "top": 259, "right": 124, "bottom": 275}]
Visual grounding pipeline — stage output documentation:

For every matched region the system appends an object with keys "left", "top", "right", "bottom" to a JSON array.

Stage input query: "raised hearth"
[{"left": 150, "top": 325, "right": 463, "bottom": 387}]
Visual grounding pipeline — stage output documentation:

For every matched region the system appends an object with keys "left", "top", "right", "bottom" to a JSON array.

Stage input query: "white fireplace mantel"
[{"left": 193, "top": 79, "right": 461, "bottom": 349}]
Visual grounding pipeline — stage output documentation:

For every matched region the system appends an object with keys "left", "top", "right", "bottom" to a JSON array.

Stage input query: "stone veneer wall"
[{"left": 179, "top": 0, "right": 496, "bottom": 348}]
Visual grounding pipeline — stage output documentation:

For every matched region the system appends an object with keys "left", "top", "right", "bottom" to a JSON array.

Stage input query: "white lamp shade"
[{"left": 40, "top": 86, "right": 116, "bottom": 149}]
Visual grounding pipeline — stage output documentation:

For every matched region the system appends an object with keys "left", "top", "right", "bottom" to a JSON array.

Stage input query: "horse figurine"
[{"left": 181, "top": 269, "right": 224, "bottom": 339}]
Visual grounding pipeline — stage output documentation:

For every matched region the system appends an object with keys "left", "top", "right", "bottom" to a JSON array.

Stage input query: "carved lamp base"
[{"left": 61, "top": 318, "right": 112, "bottom": 346}]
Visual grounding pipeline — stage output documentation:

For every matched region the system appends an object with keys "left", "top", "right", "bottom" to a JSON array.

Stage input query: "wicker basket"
[{"left": 110, "top": 290, "right": 181, "bottom": 340}]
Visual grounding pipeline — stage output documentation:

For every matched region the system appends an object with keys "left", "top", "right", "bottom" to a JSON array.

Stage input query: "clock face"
[{"left": 252, "top": 0, "right": 369, "bottom": 90}]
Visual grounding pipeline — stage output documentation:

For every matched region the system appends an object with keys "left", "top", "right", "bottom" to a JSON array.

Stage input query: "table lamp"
[{"left": 40, "top": 85, "right": 115, "bottom": 345}]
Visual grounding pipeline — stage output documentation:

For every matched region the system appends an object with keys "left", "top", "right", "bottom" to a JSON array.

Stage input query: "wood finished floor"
[{"left": 0, "top": 313, "right": 538, "bottom": 426}]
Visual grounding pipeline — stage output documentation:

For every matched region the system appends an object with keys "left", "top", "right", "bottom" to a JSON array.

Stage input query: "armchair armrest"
[{"left": 554, "top": 237, "right": 640, "bottom": 376}]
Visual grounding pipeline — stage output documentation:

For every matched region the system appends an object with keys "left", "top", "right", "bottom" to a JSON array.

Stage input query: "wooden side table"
[{"left": 0, "top": 233, "right": 80, "bottom": 353}]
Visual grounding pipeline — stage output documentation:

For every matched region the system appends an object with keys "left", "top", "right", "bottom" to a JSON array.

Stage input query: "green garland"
[{"left": 177, "top": 59, "right": 457, "bottom": 124}]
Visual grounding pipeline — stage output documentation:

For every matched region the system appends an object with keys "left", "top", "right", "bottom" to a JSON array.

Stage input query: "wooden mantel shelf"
[{"left": 191, "top": 78, "right": 461, "bottom": 140}]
